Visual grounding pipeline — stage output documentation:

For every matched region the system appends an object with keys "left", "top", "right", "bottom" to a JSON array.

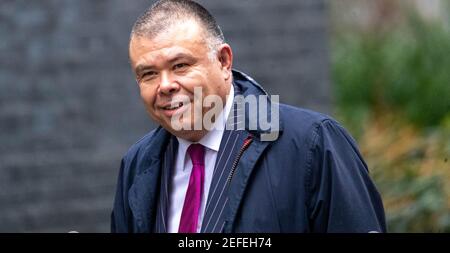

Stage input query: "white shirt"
[{"left": 167, "top": 84, "right": 234, "bottom": 233}]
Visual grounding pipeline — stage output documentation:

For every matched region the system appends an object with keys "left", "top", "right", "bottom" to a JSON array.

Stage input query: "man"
[{"left": 111, "top": 0, "right": 386, "bottom": 233}]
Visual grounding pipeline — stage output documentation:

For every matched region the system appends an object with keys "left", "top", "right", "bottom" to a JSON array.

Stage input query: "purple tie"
[{"left": 178, "top": 143, "right": 205, "bottom": 233}]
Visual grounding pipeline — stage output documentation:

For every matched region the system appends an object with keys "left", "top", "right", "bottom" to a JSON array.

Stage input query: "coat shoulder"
[{"left": 279, "top": 104, "right": 340, "bottom": 138}]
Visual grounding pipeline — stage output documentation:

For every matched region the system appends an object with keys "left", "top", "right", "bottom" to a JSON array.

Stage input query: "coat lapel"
[
  {"left": 154, "top": 136, "right": 177, "bottom": 233},
  {"left": 222, "top": 138, "right": 271, "bottom": 233},
  {"left": 127, "top": 162, "right": 161, "bottom": 232},
  {"left": 127, "top": 128, "right": 171, "bottom": 233}
]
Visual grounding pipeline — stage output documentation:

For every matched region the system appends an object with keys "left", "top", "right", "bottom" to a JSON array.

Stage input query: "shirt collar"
[{"left": 176, "top": 84, "right": 235, "bottom": 170}]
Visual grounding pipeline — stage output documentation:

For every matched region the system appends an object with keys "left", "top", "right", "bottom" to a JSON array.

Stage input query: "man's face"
[{"left": 129, "top": 20, "right": 232, "bottom": 141}]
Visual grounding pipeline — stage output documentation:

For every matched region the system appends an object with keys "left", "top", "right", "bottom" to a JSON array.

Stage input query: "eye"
[
  {"left": 138, "top": 70, "right": 158, "bottom": 84},
  {"left": 173, "top": 63, "right": 188, "bottom": 70},
  {"left": 142, "top": 71, "right": 157, "bottom": 79}
]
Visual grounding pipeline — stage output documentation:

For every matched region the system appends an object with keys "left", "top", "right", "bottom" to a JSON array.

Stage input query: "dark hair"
[{"left": 131, "top": 0, "right": 225, "bottom": 48}]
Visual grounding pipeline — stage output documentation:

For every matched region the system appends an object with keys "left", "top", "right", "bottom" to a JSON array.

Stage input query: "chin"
[
  {"left": 160, "top": 116, "right": 205, "bottom": 139},
  {"left": 167, "top": 128, "right": 203, "bottom": 142}
]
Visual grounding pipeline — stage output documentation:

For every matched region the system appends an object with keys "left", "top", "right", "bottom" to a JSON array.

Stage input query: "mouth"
[
  {"left": 159, "top": 100, "right": 190, "bottom": 117},
  {"left": 162, "top": 101, "right": 185, "bottom": 111}
]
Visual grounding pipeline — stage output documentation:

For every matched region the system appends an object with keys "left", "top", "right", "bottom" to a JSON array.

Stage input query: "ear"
[{"left": 217, "top": 44, "right": 233, "bottom": 81}]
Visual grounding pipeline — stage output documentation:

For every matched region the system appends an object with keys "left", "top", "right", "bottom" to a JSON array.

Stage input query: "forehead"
[{"left": 129, "top": 20, "right": 209, "bottom": 66}]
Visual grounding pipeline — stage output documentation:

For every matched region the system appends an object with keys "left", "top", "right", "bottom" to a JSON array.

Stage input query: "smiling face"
[{"left": 129, "top": 19, "right": 233, "bottom": 141}]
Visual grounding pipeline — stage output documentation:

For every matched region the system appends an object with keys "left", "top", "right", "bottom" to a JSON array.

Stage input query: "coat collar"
[{"left": 232, "top": 69, "right": 284, "bottom": 137}]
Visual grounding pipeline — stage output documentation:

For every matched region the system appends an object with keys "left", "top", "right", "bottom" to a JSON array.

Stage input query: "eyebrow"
[
  {"left": 134, "top": 53, "right": 195, "bottom": 76},
  {"left": 135, "top": 64, "right": 153, "bottom": 76}
]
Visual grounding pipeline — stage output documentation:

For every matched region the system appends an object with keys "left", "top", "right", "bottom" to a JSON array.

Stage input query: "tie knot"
[{"left": 187, "top": 143, "right": 205, "bottom": 165}]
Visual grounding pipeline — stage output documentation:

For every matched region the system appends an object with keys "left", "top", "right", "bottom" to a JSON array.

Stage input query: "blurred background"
[
  {"left": 331, "top": 0, "right": 450, "bottom": 232},
  {"left": 0, "top": 0, "right": 448, "bottom": 232}
]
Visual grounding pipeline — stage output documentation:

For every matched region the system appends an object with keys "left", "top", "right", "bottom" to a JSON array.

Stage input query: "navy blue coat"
[{"left": 111, "top": 70, "right": 386, "bottom": 233}]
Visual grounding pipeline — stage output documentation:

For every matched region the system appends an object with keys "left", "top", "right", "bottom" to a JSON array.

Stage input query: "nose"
[{"left": 159, "top": 72, "right": 180, "bottom": 95}]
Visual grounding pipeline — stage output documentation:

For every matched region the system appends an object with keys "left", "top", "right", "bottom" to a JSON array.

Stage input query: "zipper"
[{"left": 227, "top": 134, "right": 253, "bottom": 184}]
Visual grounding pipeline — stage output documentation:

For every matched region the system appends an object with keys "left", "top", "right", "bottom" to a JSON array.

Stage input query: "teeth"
[{"left": 164, "top": 102, "right": 183, "bottom": 110}]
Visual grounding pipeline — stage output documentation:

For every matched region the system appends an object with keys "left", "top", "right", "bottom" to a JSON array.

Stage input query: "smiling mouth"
[{"left": 163, "top": 102, "right": 184, "bottom": 110}]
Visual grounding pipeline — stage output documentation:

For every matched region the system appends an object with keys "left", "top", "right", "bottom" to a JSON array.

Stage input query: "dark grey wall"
[
  {"left": 0, "top": 0, "right": 330, "bottom": 232},
  {"left": 199, "top": 0, "right": 331, "bottom": 113}
]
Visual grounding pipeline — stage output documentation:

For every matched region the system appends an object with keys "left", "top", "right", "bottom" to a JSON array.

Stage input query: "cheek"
[
  {"left": 205, "top": 67, "right": 222, "bottom": 86},
  {"left": 181, "top": 67, "right": 210, "bottom": 91},
  {"left": 139, "top": 87, "right": 157, "bottom": 111}
]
